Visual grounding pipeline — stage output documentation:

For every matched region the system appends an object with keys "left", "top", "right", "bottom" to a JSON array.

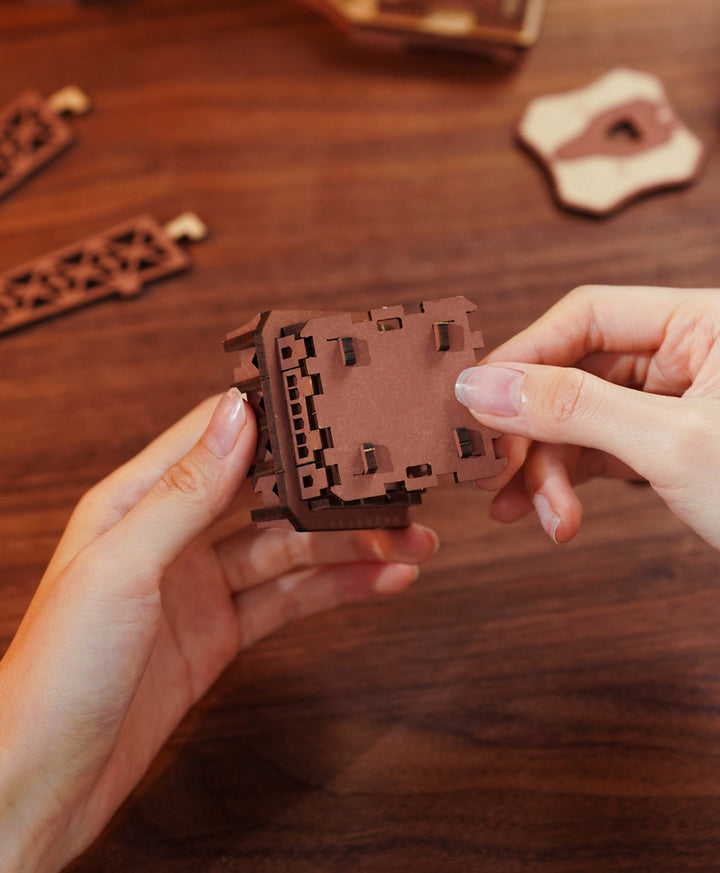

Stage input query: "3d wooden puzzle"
[{"left": 225, "top": 296, "right": 506, "bottom": 531}]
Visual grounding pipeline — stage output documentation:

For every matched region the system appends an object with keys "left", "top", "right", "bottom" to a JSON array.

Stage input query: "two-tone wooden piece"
[{"left": 518, "top": 68, "right": 706, "bottom": 216}]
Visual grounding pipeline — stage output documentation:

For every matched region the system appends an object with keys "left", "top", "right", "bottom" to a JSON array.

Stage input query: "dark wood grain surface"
[{"left": 1, "top": 1, "right": 720, "bottom": 869}]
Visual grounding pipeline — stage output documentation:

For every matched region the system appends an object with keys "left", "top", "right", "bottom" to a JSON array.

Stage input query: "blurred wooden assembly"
[
  {"left": 0, "top": 213, "right": 208, "bottom": 336},
  {"left": 300, "top": 0, "right": 545, "bottom": 55}
]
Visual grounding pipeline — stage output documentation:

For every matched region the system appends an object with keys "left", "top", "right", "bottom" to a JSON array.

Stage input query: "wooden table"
[{"left": 2, "top": 1, "right": 720, "bottom": 869}]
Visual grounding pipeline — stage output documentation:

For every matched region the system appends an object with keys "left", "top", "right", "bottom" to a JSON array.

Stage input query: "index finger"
[{"left": 482, "top": 285, "right": 693, "bottom": 367}]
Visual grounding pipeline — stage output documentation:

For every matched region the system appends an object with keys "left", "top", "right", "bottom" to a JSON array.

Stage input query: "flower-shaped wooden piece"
[{"left": 518, "top": 68, "right": 705, "bottom": 216}]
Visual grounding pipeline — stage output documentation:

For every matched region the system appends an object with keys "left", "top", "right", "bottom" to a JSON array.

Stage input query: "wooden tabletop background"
[{"left": 1, "top": 1, "right": 720, "bottom": 870}]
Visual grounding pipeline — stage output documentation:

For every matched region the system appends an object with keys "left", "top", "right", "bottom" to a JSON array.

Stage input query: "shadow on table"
[{"left": 69, "top": 637, "right": 720, "bottom": 873}]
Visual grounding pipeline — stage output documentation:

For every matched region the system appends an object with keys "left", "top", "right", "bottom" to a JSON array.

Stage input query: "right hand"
[{"left": 454, "top": 285, "right": 720, "bottom": 551}]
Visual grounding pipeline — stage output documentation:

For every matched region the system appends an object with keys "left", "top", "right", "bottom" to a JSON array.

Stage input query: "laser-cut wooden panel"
[
  {"left": 0, "top": 215, "right": 191, "bottom": 336},
  {"left": 0, "top": 90, "right": 76, "bottom": 201}
]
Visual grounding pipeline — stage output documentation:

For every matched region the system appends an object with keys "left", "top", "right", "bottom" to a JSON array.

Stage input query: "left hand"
[
  {"left": 0, "top": 390, "right": 438, "bottom": 873},
  {"left": 454, "top": 285, "right": 720, "bottom": 548}
]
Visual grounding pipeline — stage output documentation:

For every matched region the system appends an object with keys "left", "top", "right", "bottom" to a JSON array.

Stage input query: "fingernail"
[
  {"left": 455, "top": 366, "right": 523, "bottom": 416},
  {"left": 416, "top": 524, "right": 441, "bottom": 556},
  {"left": 205, "top": 388, "right": 247, "bottom": 457},
  {"left": 374, "top": 564, "right": 420, "bottom": 595},
  {"left": 533, "top": 492, "right": 560, "bottom": 544}
]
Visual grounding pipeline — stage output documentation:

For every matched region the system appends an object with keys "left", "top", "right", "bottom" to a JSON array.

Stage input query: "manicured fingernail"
[
  {"left": 455, "top": 366, "right": 523, "bottom": 416},
  {"left": 416, "top": 524, "right": 441, "bottom": 556},
  {"left": 533, "top": 492, "right": 560, "bottom": 543},
  {"left": 205, "top": 388, "right": 247, "bottom": 457},
  {"left": 374, "top": 564, "right": 420, "bottom": 594}
]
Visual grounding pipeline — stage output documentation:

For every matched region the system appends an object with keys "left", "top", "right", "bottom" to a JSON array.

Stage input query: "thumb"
[
  {"left": 97, "top": 388, "right": 257, "bottom": 580},
  {"left": 455, "top": 363, "right": 684, "bottom": 486}
]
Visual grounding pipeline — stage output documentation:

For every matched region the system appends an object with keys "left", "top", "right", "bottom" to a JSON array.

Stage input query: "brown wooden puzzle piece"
[
  {"left": 517, "top": 68, "right": 706, "bottom": 217},
  {"left": 299, "top": 0, "right": 544, "bottom": 56},
  {"left": 0, "top": 86, "right": 91, "bottom": 203},
  {"left": 0, "top": 212, "right": 208, "bottom": 336},
  {"left": 225, "top": 297, "right": 505, "bottom": 531}
]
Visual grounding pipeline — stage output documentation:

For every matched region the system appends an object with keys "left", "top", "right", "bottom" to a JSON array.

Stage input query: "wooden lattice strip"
[
  {"left": 0, "top": 212, "right": 208, "bottom": 336},
  {"left": 0, "top": 86, "right": 91, "bottom": 202}
]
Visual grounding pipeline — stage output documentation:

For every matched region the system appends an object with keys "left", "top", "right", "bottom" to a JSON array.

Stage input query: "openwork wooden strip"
[{"left": 0, "top": 89, "right": 80, "bottom": 202}]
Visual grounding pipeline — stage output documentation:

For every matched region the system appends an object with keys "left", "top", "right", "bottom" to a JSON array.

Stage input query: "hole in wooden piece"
[
  {"left": 406, "top": 463, "right": 432, "bottom": 478},
  {"left": 377, "top": 317, "right": 402, "bottom": 332},
  {"left": 607, "top": 118, "right": 641, "bottom": 142},
  {"left": 454, "top": 427, "right": 473, "bottom": 459},
  {"left": 433, "top": 321, "right": 451, "bottom": 351}
]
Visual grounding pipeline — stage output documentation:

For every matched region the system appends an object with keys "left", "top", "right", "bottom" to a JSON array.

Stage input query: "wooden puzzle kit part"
[
  {"left": 225, "top": 297, "right": 506, "bottom": 532},
  {"left": 0, "top": 212, "right": 208, "bottom": 336},
  {"left": 517, "top": 68, "right": 706, "bottom": 217},
  {"left": 0, "top": 86, "right": 91, "bottom": 202},
  {"left": 300, "top": 0, "right": 545, "bottom": 55}
]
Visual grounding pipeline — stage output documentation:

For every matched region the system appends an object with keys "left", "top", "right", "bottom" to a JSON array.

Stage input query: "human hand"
[
  {"left": 454, "top": 285, "right": 720, "bottom": 550},
  {"left": 0, "top": 391, "right": 438, "bottom": 873}
]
